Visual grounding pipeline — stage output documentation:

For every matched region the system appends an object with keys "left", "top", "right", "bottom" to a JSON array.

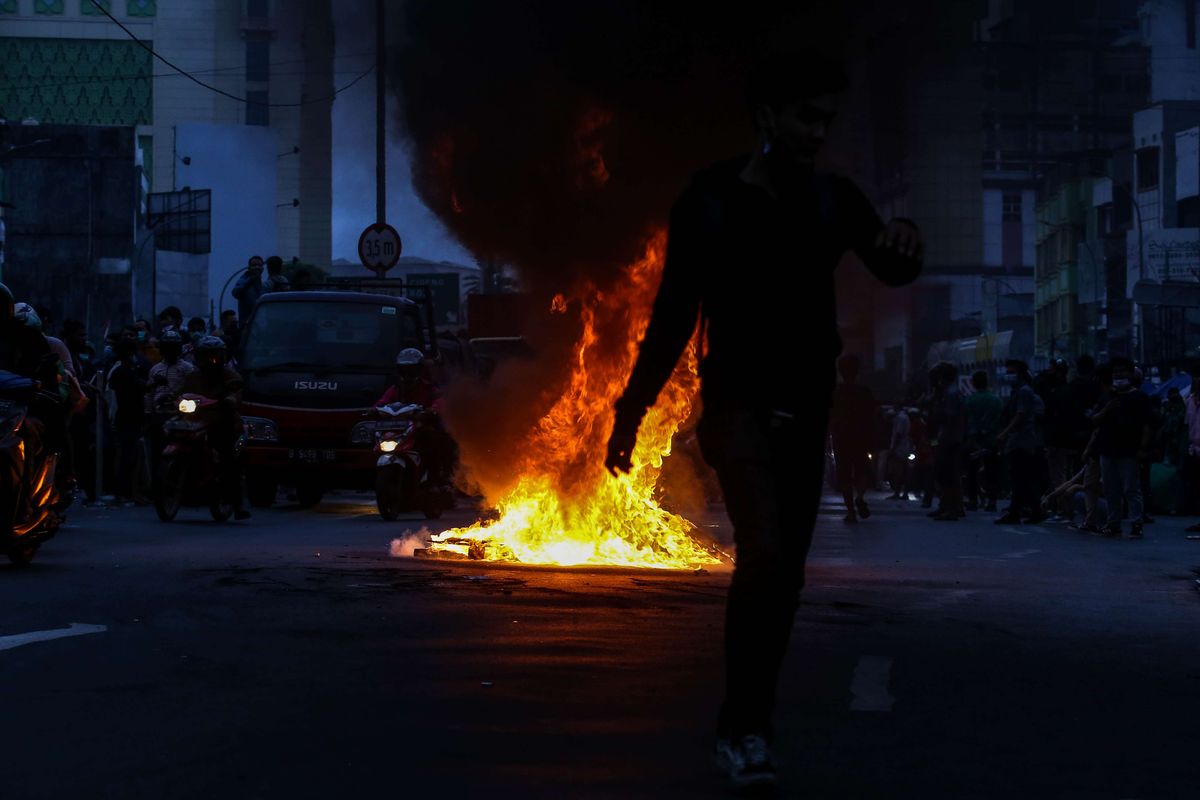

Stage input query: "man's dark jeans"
[
  {"left": 933, "top": 442, "right": 963, "bottom": 514},
  {"left": 964, "top": 446, "right": 1000, "bottom": 508},
  {"left": 1007, "top": 447, "right": 1043, "bottom": 518},
  {"left": 698, "top": 405, "right": 828, "bottom": 740}
]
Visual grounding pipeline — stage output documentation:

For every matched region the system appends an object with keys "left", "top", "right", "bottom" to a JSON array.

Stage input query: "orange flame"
[
  {"left": 550, "top": 293, "right": 568, "bottom": 314},
  {"left": 428, "top": 231, "right": 722, "bottom": 569}
]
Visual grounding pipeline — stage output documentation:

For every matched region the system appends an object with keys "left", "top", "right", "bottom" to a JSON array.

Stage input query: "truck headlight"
[{"left": 242, "top": 416, "right": 279, "bottom": 442}]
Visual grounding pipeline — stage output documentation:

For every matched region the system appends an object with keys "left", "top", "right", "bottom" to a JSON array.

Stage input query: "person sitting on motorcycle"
[
  {"left": 375, "top": 348, "right": 455, "bottom": 486},
  {"left": 376, "top": 348, "right": 437, "bottom": 409},
  {"left": 179, "top": 336, "right": 250, "bottom": 520},
  {"left": 149, "top": 330, "right": 197, "bottom": 413},
  {"left": 0, "top": 283, "right": 64, "bottom": 523}
]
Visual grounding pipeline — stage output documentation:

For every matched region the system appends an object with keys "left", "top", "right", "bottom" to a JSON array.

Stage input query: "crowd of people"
[
  {"left": 0, "top": 253, "right": 295, "bottom": 514},
  {"left": 831, "top": 353, "right": 1200, "bottom": 538}
]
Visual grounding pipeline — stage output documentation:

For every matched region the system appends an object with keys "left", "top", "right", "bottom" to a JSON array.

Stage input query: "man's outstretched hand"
[
  {"left": 876, "top": 218, "right": 924, "bottom": 261},
  {"left": 605, "top": 429, "right": 637, "bottom": 476}
]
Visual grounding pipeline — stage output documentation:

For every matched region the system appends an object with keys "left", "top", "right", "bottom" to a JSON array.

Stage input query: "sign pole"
[{"left": 375, "top": 0, "right": 386, "bottom": 229}]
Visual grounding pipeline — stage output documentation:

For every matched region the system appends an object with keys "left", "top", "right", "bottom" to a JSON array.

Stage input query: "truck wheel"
[
  {"left": 246, "top": 475, "right": 277, "bottom": 508},
  {"left": 296, "top": 484, "right": 324, "bottom": 509}
]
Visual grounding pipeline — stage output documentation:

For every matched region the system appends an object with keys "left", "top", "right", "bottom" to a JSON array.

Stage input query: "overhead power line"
[{"left": 84, "top": 0, "right": 375, "bottom": 107}]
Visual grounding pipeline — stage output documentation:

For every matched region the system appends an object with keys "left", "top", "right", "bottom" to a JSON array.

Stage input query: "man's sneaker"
[
  {"left": 1101, "top": 526, "right": 1122, "bottom": 538},
  {"left": 856, "top": 497, "right": 871, "bottom": 519},
  {"left": 1129, "top": 523, "right": 1143, "bottom": 539},
  {"left": 715, "top": 735, "right": 778, "bottom": 791}
]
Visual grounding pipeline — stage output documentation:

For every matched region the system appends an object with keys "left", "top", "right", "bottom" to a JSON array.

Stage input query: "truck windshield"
[{"left": 240, "top": 301, "right": 422, "bottom": 373}]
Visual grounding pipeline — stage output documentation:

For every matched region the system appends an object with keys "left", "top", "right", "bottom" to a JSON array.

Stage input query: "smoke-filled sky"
[
  {"left": 329, "top": 2, "right": 473, "bottom": 265},
  {"left": 390, "top": 0, "right": 857, "bottom": 294}
]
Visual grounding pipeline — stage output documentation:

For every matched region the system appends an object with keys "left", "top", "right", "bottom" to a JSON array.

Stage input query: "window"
[
  {"left": 81, "top": 0, "right": 112, "bottom": 14},
  {"left": 0, "top": 0, "right": 17, "bottom": 12},
  {"left": 1136, "top": 146, "right": 1160, "bottom": 191},
  {"left": 1002, "top": 192, "right": 1022, "bottom": 221},
  {"left": 246, "top": 90, "right": 269, "bottom": 126},
  {"left": 240, "top": 301, "right": 423, "bottom": 373},
  {"left": 127, "top": 0, "right": 155, "bottom": 16},
  {"left": 245, "top": 30, "right": 271, "bottom": 82},
  {"left": 1179, "top": 196, "right": 1200, "bottom": 228},
  {"left": 34, "top": 0, "right": 64, "bottom": 13},
  {"left": 1097, "top": 202, "right": 1114, "bottom": 236},
  {"left": 246, "top": 0, "right": 268, "bottom": 16}
]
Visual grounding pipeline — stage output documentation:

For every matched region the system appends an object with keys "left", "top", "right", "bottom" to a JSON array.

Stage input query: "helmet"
[
  {"left": 194, "top": 335, "right": 226, "bottom": 370},
  {"left": 13, "top": 301, "right": 42, "bottom": 330},
  {"left": 396, "top": 348, "right": 424, "bottom": 367}
]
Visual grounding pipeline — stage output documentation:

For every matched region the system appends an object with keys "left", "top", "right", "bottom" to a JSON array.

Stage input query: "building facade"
[{"left": 0, "top": 0, "right": 333, "bottom": 321}]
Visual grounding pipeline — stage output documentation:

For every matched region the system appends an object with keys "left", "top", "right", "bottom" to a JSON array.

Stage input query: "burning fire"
[{"left": 427, "top": 232, "right": 722, "bottom": 569}]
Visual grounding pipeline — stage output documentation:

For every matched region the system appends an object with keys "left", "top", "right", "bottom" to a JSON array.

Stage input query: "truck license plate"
[{"left": 289, "top": 449, "right": 337, "bottom": 463}]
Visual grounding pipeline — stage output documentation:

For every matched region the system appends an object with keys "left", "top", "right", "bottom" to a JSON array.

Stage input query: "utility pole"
[{"left": 375, "top": 0, "right": 386, "bottom": 229}]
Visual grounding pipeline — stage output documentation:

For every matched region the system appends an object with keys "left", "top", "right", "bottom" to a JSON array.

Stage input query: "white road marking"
[
  {"left": 850, "top": 655, "right": 895, "bottom": 712},
  {"left": 1001, "top": 549, "right": 1041, "bottom": 559},
  {"left": 0, "top": 623, "right": 107, "bottom": 652}
]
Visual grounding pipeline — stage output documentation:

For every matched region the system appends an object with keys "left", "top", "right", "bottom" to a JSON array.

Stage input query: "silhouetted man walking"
[{"left": 605, "top": 50, "right": 923, "bottom": 791}]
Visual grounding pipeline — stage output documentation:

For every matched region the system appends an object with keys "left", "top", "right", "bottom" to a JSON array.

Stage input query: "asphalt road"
[{"left": 2, "top": 492, "right": 1198, "bottom": 799}]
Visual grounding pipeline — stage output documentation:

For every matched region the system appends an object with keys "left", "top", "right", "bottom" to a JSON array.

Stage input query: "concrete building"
[
  {"left": 0, "top": 0, "right": 334, "bottom": 322},
  {"left": 858, "top": 0, "right": 1149, "bottom": 390}
]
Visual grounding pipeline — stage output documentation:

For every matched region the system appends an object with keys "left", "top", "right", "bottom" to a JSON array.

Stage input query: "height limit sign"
[{"left": 358, "top": 222, "right": 402, "bottom": 274}]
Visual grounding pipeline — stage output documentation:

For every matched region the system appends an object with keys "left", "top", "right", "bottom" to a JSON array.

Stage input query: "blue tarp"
[{"left": 1140, "top": 372, "right": 1191, "bottom": 399}]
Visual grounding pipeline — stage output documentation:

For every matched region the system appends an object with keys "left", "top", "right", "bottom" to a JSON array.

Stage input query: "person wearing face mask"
[
  {"left": 995, "top": 360, "right": 1047, "bottom": 525},
  {"left": 1090, "top": 357, "right": 1152, "bottom": 538},
  {"left": 605, "top": 49, "right": 923, "bottom": 791}
]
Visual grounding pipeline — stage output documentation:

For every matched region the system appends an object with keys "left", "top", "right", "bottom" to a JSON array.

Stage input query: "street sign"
[
  {"left": 406, "top": 272, "right": 462, "bottom": 326},
  {"left": 358, "top": 222, "right": 402, "bottom": 272}
]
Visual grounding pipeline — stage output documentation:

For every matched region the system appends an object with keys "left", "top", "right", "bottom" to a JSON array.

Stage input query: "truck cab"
[{"left": 236, "top": 289, "right": 433, "bottom": 507}]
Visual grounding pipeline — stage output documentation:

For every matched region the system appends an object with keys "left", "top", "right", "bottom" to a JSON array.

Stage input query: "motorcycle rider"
[
  {"left": 376, "top": 348, "right": 454, "bottom": 486},
  {"left": 178, "top": 336, "right": 250, "bottom": 520},
  {"left": 0, "top": 283, "right": 63, "bottom": 524},
  {"left": 146, "top": 330, "right": 196, "bottom": 479}
]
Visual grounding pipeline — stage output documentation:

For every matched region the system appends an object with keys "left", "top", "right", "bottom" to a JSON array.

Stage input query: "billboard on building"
[
  {"left": 406, "top": 272, "right": 462, "bottom": 328},
  {"left": 1126, "top": 227, "right": 1200, "bottom": 296}
]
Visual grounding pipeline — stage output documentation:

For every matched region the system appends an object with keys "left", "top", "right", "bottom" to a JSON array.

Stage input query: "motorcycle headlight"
[
  {"left": 379, "top": 439, "right": 398, "bottom": 453},
  {"left": 178, "top": 398, "right": 197, "bottom": 414},
  {"left": 242, "top": 416, "right": 279, "bottom": 442}
]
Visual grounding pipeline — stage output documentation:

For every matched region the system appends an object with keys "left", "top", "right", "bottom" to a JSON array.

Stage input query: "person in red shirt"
[{"left": 376, "top": 348, "right": 437, "bottom": 409}]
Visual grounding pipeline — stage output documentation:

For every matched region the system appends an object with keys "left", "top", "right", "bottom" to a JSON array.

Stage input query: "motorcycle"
[
  {"left": 155, "top": 393, "right": 240, "bottom": 522},
  {"left": 371, "top": 402, "right": 455, "bottom": 521},
  {"left": 0, "top": 370, "right": 63, "bottom": 566}
]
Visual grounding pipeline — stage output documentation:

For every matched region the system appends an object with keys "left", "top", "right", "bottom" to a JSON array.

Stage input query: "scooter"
[
  {"left": 155, "top": 394, "right": 241, "bottom": 522},
  {"left": 372, "top": 402, "right": 455, "bottom": 521},
  {"left": 0, "top": 371, "right": 63, "bottom": 566}
]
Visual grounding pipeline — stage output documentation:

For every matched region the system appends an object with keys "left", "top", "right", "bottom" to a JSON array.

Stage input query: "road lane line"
[
  {"left": 0, "top": 623, "right": 107, "bottom": 652},
  {"left": 850, "top": 655, "right": 895, "bottom": 712}
]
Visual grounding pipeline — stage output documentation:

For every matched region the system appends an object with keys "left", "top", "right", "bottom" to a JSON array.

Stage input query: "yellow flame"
[{"left": 428, "top": 231, "right": 721, "bottom": 569}]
